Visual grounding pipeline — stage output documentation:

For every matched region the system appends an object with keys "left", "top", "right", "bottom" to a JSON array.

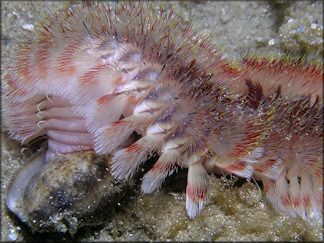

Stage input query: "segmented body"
[{"left": 3, "top": 2, "right": 323, "bottom": 219}]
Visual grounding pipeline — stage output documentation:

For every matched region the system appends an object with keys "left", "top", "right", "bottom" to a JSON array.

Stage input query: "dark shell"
[{"left": 6, "top": 150, "right": 134, "bottom": 234}]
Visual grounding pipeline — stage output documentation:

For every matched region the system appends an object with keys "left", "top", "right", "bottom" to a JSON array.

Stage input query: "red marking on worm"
[
  {"left": 125, "top": 142, "right": 142, "bottom": 153},
  {"left": 55, "top": 44, "right": 78, "bottom": 74},
  {"left": 255, "top": 159, "right": 278, "bottom": 174},
  {"left": 303, "top": 194, "right": 311, "bottom": 207},
  {"left": 151, "top": 160, "right": 178, "bottom": 173},
  {"left": 224, "top": 160, "right": 247, "bottom": 172},
  {"left": 281, "top": 194, "right": 291, "bottom": 206},
  {"left": 79, "top": 64, "right": 108, "bottom": 87},
  {"left": 187, "top": 183, "right": 206, "bottom": 201},
  {"left": 293, "top": 197, "right": 300, "bottom": 207}
]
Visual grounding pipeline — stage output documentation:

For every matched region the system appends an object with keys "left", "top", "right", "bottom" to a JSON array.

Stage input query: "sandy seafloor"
[{"left": 1, "top": 1, "right": 323, "bottom": 242}]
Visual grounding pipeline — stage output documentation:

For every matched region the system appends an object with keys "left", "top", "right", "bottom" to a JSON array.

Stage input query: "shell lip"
[{"left": 6, "top": 148, "right": 47, "bottom": 222}]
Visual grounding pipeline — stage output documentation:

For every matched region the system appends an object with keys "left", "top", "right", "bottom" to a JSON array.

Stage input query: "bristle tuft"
[
  {"left": 94, "top": 116, "right": 139, "bottom": 154},
  {"left": 141, "top": 149, "right": 182, "bottom": 193},
  {"left": 110, "top": 134, "right": 163, "bottom": 180},
  {"left": 186, "top": 163, "right": 209, "bottom": 219}
]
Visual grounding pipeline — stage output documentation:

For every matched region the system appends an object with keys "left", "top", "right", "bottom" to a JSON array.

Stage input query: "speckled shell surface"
[{"left": 6, "top": 150, "right": 133, "bottom": 234}]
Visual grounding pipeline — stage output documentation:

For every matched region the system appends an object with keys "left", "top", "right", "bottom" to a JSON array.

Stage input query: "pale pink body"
[{"left": 3, "top": 2, "right": 322, "bottom": 219}]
